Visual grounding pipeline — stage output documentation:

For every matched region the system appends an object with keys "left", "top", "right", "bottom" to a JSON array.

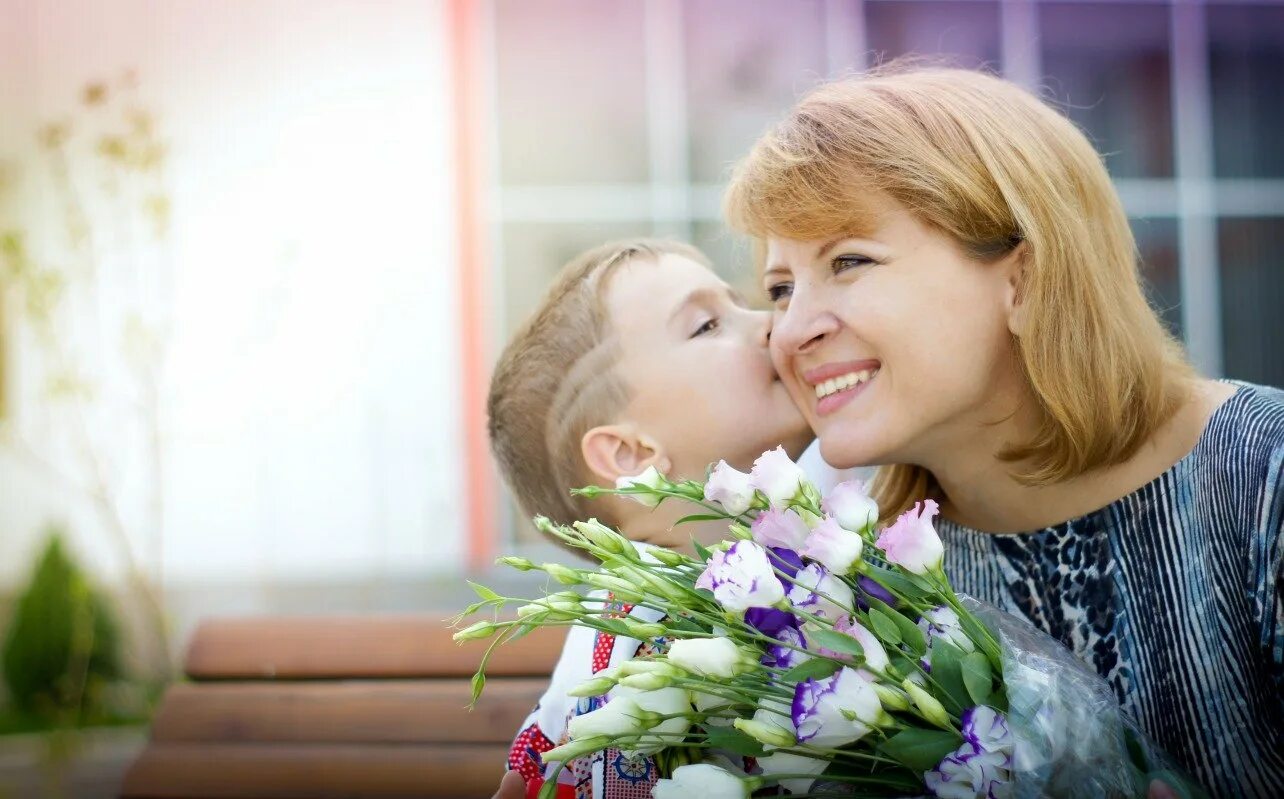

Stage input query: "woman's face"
[
  {"left": 763, "top": 198, "right": 1024, "bottom": 470},
  {"left": 608, "top": 254, "right": 813, "bottom": 478}
]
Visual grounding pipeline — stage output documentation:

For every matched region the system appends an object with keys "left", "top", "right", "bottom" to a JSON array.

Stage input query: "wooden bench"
[{"left": 120, "top": 616, "right": 563, "bottom": 798}]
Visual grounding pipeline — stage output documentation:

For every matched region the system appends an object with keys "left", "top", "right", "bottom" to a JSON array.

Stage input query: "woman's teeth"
[{"left": 814, "top": 368, "right": 878, "bottom": 399}]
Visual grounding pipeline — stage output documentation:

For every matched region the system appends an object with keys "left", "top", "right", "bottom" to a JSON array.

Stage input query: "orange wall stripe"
[{"left": 448, "top": 0, "right": 496, "bottom": 572}]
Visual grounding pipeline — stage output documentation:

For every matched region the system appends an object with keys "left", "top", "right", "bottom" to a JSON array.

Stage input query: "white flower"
[
  {"left": 791, "top": 667, "right": 882, "bottom": 748},
  {"left": 787, "top": 563, "right": 856, "bottom": 621},
  {"left": 822, "top": 480, "right": 880, "bottom": 532},
  {"left": 733, "top": 697, "right": 796, "bottom": 750},
  {"left": 695, "top": 540, "right": 787, "bottom": 612},
  {"left": 653, "top": 763, "right": 751, "bottom": 799},
  {"left": 566, "top": 695, "right": 646, "bottom": 739},
  {"left": 919, "top": 606, "right": 976, "bottom": 653},
  {"left": 615, "top": 465, "right": 665, "bottom": 507},
  {"left": 751, "top": 508, "right": 812, "bottom": 551},
  {"left": 757, "top": 751, "right": 828, "bottom": 795},
  {"left": 692, "top": 689, "right": 739, "bottom": 727},
  {"left": 876, "top": 499, "right": 945, "bottom": 575},
  {"left": 801, "top": 516, "right": 865, "bottom": 574},
  {"left": 610, "top": 685, "right": 694, "bottom": 756},
  {"left": 749, "top": 446, "right": 808, "bottom": 509},
  {"left": 704, "top": 460, "right": 755, "bottom": 516},
  {"left": 666, "top": 637, "right": 755, "bottom": 679}
]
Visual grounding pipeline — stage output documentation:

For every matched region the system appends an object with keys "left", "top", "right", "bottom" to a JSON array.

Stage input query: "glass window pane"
[
  {"left": 1040, "top": 3, "right": 1173, "bottom": 179},
  {"left": 865, "top": 1, "right": 1001, "bottom": 70},
  {"left": 1208, "top": 4, "right": 1284, "bottom": 179},
  {"left": 1131, "top": 217, "right": 1182, "bottom": 340},
  {"left": 1219, "top": 218, "right": 1284, "bottom": 386},
  {"left": 692, "top": 221, "right": 762, "bottom": 304},
  {"left": 495, "top": 0, "right": 649, "bottom": 184},
  {"left": 683, "top": 0, "right": 828, "bottom": 183}
]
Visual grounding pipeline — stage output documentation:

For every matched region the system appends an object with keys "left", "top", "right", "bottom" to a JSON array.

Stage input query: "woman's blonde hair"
[{"left": 724, "top": 66, "right": 1193, "bottom": 521}]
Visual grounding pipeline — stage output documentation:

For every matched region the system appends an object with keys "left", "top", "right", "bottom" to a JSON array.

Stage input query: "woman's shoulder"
[{"left": 1199, "top": 380, "right": 1284, "bottom": 465}]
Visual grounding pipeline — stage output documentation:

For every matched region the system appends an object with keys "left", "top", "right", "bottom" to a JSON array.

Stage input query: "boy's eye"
[
  {"left": 691, "top": 317, "right": 719, "bottom": 338},
  {"left": 832, "top": 254, "right": 875, "bottom": 274},
  {"left": 765, "top": 282, "right": 792, "bottom": 304}
]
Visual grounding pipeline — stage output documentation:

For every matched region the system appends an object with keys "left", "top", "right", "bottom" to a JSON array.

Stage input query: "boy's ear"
[
  {"left": 1002, "top": 240, "right": 1030, "bottom": 337},
  {"left": 581, "top": 424, "right": 672, "bottom": 485}
]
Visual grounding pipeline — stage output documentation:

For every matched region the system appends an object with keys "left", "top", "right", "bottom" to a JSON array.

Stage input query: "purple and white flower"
[
  {"left": 695, "top": 540, "right": 786, "bottom": 612},
  {"left": 801, "top": 516, "right": 865, "bottom": 575},
  {"left": 792, "top": 667, "right": 883, "bottom": 748},
  {"left": 767, "top": 546, "right": 803, "bottom": 580},
  {"left": 761, "top": 621, "right": 811, "bottom": 671},
  {"left": 876, "top": 499, "right": 945, "bottom": 575},
  {"left": 919, "top": 605, "right": 976, "bottom": 653},
  {"left": 744, "top": 606, "right": 795, "bottom": 637},
  {"left": 704, "top": 460, "right": 756, "bottom": 516},
  {"left": 751, "top": 508, "right": 811, "bottom": 551},
  {"left": 855, "top": 575, "right": 899, "bottom": 610},
  {"left": 787, "top": 563, "right": 856, "bottom": 621},
  {"left": 750, "top": 446, "right": 808, "bottom": 509},
  {"left": 924, "top": 741, "right": 1012, "bottom": 799},
  {"left": 822, "top": 480, "right": 880, "bottom": 533},
  {"left": 961, "top": 706, "right": 1012, "bottom": 758}
]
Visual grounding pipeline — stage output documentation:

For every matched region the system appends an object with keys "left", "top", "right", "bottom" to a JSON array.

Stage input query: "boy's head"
[{"left": 488, "top": 238, "right": 811, "bottom": 547}]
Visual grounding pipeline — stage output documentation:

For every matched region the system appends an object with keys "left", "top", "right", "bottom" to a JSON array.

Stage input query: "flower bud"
[
  {"left": 733, "top": 717, "right": 796, "bottom": 748},
  {"left": 541, "top": 563, "right": 582, "bottom": 585},
  {"left": 726, "top": 522, "right": 753, "bottom": 541},
  {"left": 615, "top": 465, "right": 666, "bottom": 507},
  {"left": 704, "top": 460, "right": 755, "bottom": 516},
  {"left": 580, "top": 572, "right": 646, "bottom": 602},
  {"left": 574, "top": 518, "right": 630, "bottom": 556},
  {"left": 496, "top": 555, "right": 535, "bottom": 571},
  {"left": 666, "top": 637, "right": 757, "bottom": 679},
  {"left": 541, "top": 734, "right": 612, "bottom": 763},
  {"left": 646, "top": 547, "right": 691, "bottom": 567},
  {"left": 871, "top": 682, "right": 910, "bottom": 712},
  {"left": 623, "top": 621, "right": 668, "bottom": 639},
  {"left": 902, "top": 678, "right": 953, "bottom": 730},
  {"left": 566, "top": 676, "right": 616, "bottom": 697},
  {"left": 451, "top": 620, "right": 498, "bottom": 642},
  {"left": 616, "top": 660, "right": 679, "bottom": 677},
  {"left": 618, "top": 672, "right": 673, "bottom": 691}
]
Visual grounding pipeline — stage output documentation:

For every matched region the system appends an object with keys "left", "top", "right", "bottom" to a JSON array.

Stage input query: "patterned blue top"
[{"left": 939, "top": 381, "right": 1284, "bottom": 797}]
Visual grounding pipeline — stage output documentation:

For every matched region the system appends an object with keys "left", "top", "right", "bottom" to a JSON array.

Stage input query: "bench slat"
[
  {"left": 149, "top": 679, "right": 543, "bottom": 744},
  {"left": 184, "top": 617, "right": 564, "bottom": 679},
  {"left": 120, "top": 742, "right": 508, "bottom": 798}
]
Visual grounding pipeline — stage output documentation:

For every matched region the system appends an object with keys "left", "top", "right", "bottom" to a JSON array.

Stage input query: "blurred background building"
[{"left": 0, "top": 0, "right": 1280, "bottom": 758}]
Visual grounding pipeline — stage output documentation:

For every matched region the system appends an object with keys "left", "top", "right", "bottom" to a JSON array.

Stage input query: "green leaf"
[
  {"left": 507, "top": 622, "right": 538, "bottom": 643},
  {"left": 866, "top": 608, "right": 903, "bottom": 646},
  {"left": 866, "top": 597, "right": 928, "bottom": 655},
  {"left": 887, "top": 652, "right": 919, "bottom": 680},
  {"left": 674, "top": 513, "right": 727, "bottom": 526},
  {"left": 702, "top": 723, "right": 766, "bottom": 756},
  {"left": 469, "top": 669, "right": 486, "bottom": 707},
  {"left": 692, "top": 540, "right": 713, "bottom": 563},
  {"left": 806, "top": 627, "right": 865, "bottom": 658},
  {"left": 779, "top": 657, "right": 843, "bottom": 683},
  {"left": 961, "top": 651, "right": 994, "bottom": 706},
  {"left": 862, "top": 564, "right": 934, "bottom": 601},
  {"left": 877, "top": 728, "right": 964, "bottom": 773},
  {"left": 467, "top": 581, "right": 502, "bottom": 604},
  {"left": 929, "top": 641, "right": 972, "bottom": 714}
]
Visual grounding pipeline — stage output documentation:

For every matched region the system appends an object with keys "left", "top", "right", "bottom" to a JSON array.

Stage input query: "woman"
[{"left": 727, "top": 66, "right": 1283, "bottom": 797}]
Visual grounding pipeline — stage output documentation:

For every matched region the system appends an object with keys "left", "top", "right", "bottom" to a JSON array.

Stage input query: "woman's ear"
[
  {"left": 1002, "top": 241, "right": 1030, "bottom": 337},
  {"left": 581, "top": 424, "right": 672, "bottom": 484}
]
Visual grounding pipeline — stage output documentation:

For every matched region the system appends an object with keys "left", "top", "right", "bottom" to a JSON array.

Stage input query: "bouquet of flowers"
[{"left": 456, "top": 448, "right": 1207, "bottom": 799}]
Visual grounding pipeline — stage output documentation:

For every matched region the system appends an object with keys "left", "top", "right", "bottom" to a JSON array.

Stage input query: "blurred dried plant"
[{"left": 0, "top": 71, "right": 175, "bottom": 687}]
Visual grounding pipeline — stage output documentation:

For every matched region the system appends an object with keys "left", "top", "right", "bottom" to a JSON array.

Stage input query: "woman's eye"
[
  {"left": 691, "top": 317, "right": 719, "bottom": 338},
  {"left": 832, "top": 254, "right": 874, "bottom": 274},
  {"left": 765, "top": 282, "right": 792, "bottom": 303}
]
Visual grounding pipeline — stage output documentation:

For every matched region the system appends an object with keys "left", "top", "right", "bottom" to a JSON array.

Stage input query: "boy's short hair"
[{"left": 488, "top": 238, "right": 711, "bottom": 531}]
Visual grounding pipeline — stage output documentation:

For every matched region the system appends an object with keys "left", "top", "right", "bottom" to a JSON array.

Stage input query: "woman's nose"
[{"left": 771, "top": 295, "right": 838, "bottom": 357}]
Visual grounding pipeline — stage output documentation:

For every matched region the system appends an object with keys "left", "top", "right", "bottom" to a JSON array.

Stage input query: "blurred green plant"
[
  {"left": 2, "top": 531, "right": 121, "bottom": 725},
  {"left": 0, "top": 70, "right": 176, "bottom": 695}
]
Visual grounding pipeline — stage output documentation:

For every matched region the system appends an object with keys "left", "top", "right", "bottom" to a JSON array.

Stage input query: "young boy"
[{"left": 487, "top": 239, "right": 838, "bottom": 798}]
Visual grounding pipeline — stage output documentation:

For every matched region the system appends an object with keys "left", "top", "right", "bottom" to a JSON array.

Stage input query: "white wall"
[{"left": 0, "top": 0, "right": 464, "bottom": 597}]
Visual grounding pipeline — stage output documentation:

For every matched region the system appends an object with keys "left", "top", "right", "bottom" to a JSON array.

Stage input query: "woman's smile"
[{"left": 803, "top": 359, "right": 881, "bottom": 416}]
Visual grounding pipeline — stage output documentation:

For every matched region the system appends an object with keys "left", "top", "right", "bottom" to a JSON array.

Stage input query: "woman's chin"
[{"left": 818, "top": 435, "right": 883, "bottom": 471}]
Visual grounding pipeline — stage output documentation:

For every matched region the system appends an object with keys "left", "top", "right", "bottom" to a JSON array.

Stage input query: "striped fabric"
[{"left": 939, "top": 381, "right": 1284, "bottom": 797}]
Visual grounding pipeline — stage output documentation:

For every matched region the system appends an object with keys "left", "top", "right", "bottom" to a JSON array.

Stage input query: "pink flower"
[
  {"left": 749, "top": 446, "right": 807, "bottom": 509},
  {"left": 822, "top": 480, "right": 879, "bottom": 533},
  {"left": 704, "top": 460, "right": 755, "bottom": 516},
  {"left": 876, "top": 500, "right": 945, "bottom": 575},
  {"left": 801, "top": 516, "right": 864, "bottom": 575},
  {"left": 833, "top": 615, "right": 889, "bottom": 673},
  {"left": 751, "top": 508, "right": 811, "bottom": 551}
]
